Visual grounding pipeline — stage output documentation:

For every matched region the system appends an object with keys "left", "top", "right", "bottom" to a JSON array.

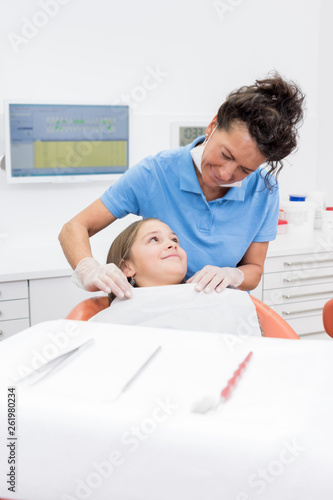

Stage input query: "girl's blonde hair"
[{"left": 106, "top": 218, "right": 159, "bottom": 304}]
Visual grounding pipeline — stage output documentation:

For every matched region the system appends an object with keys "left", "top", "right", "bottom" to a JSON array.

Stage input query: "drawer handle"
[
  {"left": 282, "top": 290, "right": 333, "bottom": 299},
  {"left": 284, "top": 258, "right": 333, "bottom": 266},
  {"left": 282, "top": 307, "right": 323, "bottom": 316},
  {"left": 283, "top": 274, "right": 333, "bottom": 283},
  {"left": 305, "top": 331, "right": 326, "bottom": 335}
]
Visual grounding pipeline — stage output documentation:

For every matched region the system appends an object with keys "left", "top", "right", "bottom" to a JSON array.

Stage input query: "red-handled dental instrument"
[{"left": 192, "top": 351, "right": 254, "bottom": 414}]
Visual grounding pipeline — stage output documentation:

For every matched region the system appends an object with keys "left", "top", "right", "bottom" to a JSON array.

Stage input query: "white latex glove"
[
  {"left": 72, "top": 257, "right": 132, "bottom": 298},
  {"left": 187, "top": 266, "right": 244, "bottom": 294}
]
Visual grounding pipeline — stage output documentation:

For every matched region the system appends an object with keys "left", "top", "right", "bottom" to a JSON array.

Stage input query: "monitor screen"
[{"left": 4, "top": 102, "right": 129, "bottom": 183}]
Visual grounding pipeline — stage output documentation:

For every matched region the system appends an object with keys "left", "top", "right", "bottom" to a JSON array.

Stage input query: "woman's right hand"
[{"left": 72, "top": 257, "right": 132, "bottom": 298}]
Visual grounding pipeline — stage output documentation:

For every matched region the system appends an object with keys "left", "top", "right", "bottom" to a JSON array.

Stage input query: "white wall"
[
  {"left": 0, "top": 0, "right": 329, "bottom": 239},
  {"left": 317, "top": 0, "right": 333, "bottom": 205}
]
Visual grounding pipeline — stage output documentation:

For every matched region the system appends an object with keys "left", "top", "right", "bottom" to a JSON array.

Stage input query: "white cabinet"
[
  {"left": 0, "top": 318, "right": 31, "bottom": 340},
  {"left": 0, "top": 277, "right": 105, "bottom": 338},
  {"left": 255, "top": 250, "right": 333, "bottom": 336},
  {"left": 29, "top": 276, "right": 105, "bottom": 325},
  {"left": 0, "top": 281, "right": 30, "bottom": 340},
  {"left": 0, "top": 220, "right": 136, "bottom": 338}
]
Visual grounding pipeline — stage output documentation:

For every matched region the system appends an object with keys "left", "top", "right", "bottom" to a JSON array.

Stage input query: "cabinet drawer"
[
  {"left": 263, "top": 266, "right": 333, "bottom": 290},
  {"left": 0, "top": 299, "right": 30, "bottom": 321},
  {"left": 284, "top": 315, "right": 326, "bottom": 336},
  {"left": 265, "top": 252, "right": 333, "bottom": 273},
  {"left": 0, "top": 280, "right": 29, "bottom": 301},
  {"left": 263, "top": 282, "right": 333, "bottom": 306},
  {"left": 272, "top": 297, "right": 327, "bottom": 320},
  {"left": 0, "top": 318, "right": 30, "bottom": 340}
]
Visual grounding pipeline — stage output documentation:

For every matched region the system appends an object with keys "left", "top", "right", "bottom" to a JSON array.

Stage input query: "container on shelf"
[
  {"left": 277, "top": 219, "right": 288, "bottom": 235},
  {"left": 279, "top": 200, "right": 315, "bottom": 234},
  {"left": 307, "top": 191, "right": 326, "bottom": 229},
  {"left": 322, "top": 207, "right": 333, "bottom": 233},
  {"left": 289, "top": 195, "right": 306, "bottom": 202}
]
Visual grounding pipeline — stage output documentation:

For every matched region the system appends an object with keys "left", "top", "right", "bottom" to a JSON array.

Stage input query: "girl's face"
[{"left": 122, "top": 220, "right": 187, "bottom": 287}]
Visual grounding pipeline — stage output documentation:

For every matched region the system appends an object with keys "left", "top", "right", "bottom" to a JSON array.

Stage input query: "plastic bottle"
[
  {"left": 307, "top": 191, "right": 326, "bottom": 229},
  {"left": 322, "top": 207, "right": 333, "bottom": 233}
]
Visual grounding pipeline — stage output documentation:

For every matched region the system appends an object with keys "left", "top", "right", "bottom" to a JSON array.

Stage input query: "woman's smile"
[
  {"left": 209, "top": 165, "right": 227, "bottom": 184},
  {"left": 198, "top": 123, "right": 267, "bottom": 193}
]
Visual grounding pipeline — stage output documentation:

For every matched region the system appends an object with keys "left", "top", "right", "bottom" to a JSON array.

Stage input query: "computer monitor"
[{"left": 4, "top": 101, "right": 129, "bottom": 183}]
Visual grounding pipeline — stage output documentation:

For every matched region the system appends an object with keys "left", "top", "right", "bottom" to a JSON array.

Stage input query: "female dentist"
[{"left": 58, "top": 72, "right": 305, "bottom": 299}]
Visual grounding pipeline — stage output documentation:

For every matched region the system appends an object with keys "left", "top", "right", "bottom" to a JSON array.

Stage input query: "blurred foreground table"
[{"left": 0, "top": 319, "right": 332, "bottom": 500}]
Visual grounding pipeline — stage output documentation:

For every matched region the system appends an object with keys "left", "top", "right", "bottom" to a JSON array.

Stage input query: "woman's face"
[
  {"left": 123, "top": 220, "right": 187, "bottom": 287},
  {"left": 199, "top": 119, "right": 266, "bottom": 189}
]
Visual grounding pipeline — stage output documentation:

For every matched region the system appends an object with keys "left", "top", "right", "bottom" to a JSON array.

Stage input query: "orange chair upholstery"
[
  {"left": 66, "top": 296, "right": 109, "bottom": 321},
  {"left": 250, "top": 296, "right": 300, "bottom": 339},
  {"left": 323, "top": 298, "right": 333, "bottom": 338},
  {"left": 66, "top": 294, "right": 300, "bottom": 339}
]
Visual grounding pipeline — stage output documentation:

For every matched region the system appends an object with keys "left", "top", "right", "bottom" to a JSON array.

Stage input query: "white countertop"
[
  {"left": 1, "top": 227, "right": 333, "bottom": 282},
  {"left": 267, "top": 229, "right": 333, "bottom": 257},
  {"left": 0, "top": 229, "right": 114, "bottom": 282}
]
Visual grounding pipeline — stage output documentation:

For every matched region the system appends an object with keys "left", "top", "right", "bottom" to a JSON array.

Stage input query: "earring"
[{"left": 130, "top": 277, "right": 135, "bottom": 286}]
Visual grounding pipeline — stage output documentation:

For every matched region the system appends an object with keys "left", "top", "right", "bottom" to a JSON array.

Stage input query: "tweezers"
[{"left": 17, "top": 338, "right": 94, "bottom": 386}]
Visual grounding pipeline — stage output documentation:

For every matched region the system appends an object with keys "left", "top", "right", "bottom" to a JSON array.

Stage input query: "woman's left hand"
[{"left": 187, "top": 265, "right": 244, "bottom": 293}]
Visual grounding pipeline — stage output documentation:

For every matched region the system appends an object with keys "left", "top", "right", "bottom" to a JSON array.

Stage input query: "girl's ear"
[{"left": 121, "top": 260, "right": 136, "bottom": 278}]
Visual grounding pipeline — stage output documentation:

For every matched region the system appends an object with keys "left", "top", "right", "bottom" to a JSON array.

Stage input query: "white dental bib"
[{"left": 90, "top": 283, "right": 261, "bottom": 337}]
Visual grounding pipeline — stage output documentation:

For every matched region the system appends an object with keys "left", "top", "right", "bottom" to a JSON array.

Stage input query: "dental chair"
[
  {"left": 66, "top": 295, "right": 300, "bottom": 339},
  {"left": 250, "top": 296, "right": 299, "bottom": 339},
  {"left": 66, "top": 296, "right": 109, "bottom": 321},
  {"left": 323, "top": 298, "right": 333, "bottom": 338}
]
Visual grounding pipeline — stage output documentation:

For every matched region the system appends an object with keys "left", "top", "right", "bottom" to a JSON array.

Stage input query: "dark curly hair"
[{"left": 217, "top": 72, "right": 305, "bottom": 188}]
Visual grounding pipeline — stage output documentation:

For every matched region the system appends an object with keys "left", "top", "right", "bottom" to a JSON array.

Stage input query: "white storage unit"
[
  {"left": 0, "top": 277, "right": 101, "bottom": 340},
  {"left": 29, "top": 276, "right": 102, "bottom": 325},
  {"left": 252, "top": 234, "right": 333, "bottom": 337},
  {"left": 0, "top": 281, "right": 30, "bottom": 340},
  {"left": 0, "top": 230, "right": 111, "bottom": 339}
]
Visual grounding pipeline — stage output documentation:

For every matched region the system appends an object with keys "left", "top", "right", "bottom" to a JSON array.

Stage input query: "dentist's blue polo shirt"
[{"left": 100, "top": 137, "right": 279, "bottom": 279}]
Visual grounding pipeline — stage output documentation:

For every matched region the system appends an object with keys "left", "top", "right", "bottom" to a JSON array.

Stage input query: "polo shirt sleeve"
[
  {"left": 100, "top": 157, "right": 155, "bottom": 219},
  {"left": 253, "top": 184, "right": 280, "bottom": 242}
]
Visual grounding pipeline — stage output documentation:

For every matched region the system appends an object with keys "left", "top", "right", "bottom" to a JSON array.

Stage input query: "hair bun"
[
  {"left": 217, "top": 71, "right": 306, "bottom": 188},
  {"left": 255, "top": 73, "right": 305, "bottom": 126}
]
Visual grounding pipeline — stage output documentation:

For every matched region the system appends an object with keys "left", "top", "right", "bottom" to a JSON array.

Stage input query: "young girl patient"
[{"left": 90, "top": 218, "right": 261, "bottom": 336}]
